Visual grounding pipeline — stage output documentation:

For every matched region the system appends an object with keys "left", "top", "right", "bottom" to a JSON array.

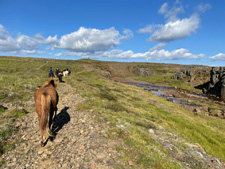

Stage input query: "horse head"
[{"left": 44, "top": 78, "right": 58, "bottom": 88}]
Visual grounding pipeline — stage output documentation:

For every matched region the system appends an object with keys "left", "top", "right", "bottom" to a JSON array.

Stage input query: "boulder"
[{"left": 193, "top": 108, "right": 201, "bottom": 115}]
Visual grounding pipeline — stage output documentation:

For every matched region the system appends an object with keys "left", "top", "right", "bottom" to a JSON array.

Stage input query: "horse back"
[{"left": 35, "top": 86, "right": 58, "bottom": 110}]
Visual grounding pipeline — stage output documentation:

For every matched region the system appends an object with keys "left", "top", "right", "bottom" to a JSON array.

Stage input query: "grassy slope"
[{"left": 0, "top": 56, "right": 225, "bottom": 168}]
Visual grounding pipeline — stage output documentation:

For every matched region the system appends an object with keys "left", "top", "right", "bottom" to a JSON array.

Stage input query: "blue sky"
[{"left": 0, "top": 0, "right": 225, "bottom": 66}]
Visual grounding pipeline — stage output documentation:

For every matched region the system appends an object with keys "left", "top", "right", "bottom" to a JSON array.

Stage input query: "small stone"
[
  {"left": 45, "top": 150, "right": 52, "bottom": 155},
  {"left": 72, "top": 137, "right": 77, "bottom": 143},
  {"left": 42, "top": 153, "right": 47, "bottom": 158},
  {"left": 80, "top": 145, "right": 85, "bottom": 150},
  {"left": 38, "top": 149, "right": 44, "bottom": 155},
  {"left": 214, "top": 158, "right": 222, "bottom": 165},
  {"left": 215, "top": 112, "right": 222, "bottom": 117},
  {"left": 148, "top": 129, "right": 154, "bottom": 135},
  {"left": 116, "top": 123, "right": 124, "bottom": 128},
  {"left": 193, "top": 108, "right": 201, "bottom": 115},
  {"left": 62, "top": 163, "right": 68, "bottom": 168},
  {"left": 54, "top": 137, "right": 63, "bottom": 143},
  {"left": 158, "top": 126, "right": 165, "bottom": 130},
  {"left": 192, "top": 151, "right": 203, "bottom": 158},
  {"left": 129, "top": 161, "right": 133, "bottom": 166},
  {"left": 167, "top": 98, "right": 173, "bottom": 102},
  {"left": 96, "top": 153, "right": 107, "bottom": 159}
]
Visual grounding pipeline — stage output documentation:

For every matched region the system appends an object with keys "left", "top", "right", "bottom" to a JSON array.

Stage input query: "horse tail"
[{"left": 40, "top": 94, "right": 52, "bottom": 137}]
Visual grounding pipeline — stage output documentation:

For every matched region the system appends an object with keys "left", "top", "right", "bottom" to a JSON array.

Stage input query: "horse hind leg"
[
  {"left": 40, "top": 128, "right": 45, "bottom": 147},
  {"left": 53, "top": 107, "right": 58, "bottom": 122},
  {"left": 39, "top": 121, "right": 48, "bottom": 146}
]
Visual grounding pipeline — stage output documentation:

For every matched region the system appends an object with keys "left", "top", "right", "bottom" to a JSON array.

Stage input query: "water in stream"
[{"left": 117, "top": 81, "right": 202, "bottom": 108}]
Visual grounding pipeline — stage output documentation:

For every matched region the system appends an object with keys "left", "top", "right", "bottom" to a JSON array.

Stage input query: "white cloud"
[
  {"left": 138, "top": 24, "right": 161, "bottom": 34},
  {"left": 103, "top": 49, "right": 134, "bottom": 59},
  {"left": 55, "top": 47, "right": 204, "bottom": 61},
  {"left": 197, "top": 3, "right": 211, "bottom": 13},
  {"left": 139, "top": 2, "right": 201, "bottom": 43},
  {"left": 209, "top": 53, "right": 225, "bottom": 61},
  {"left": 54, "top": 27, "right": 132, "bottom": 52},
  {"left": 54, "top": 51, "right": 104, "bottom": 59},
  {"left": 110, "top": 48, "right": 204, "bottom": 60},
  {"left": 0, "top": 25, "right": 19, "bottom": 52},
  {"left": 19, "top": 50, "right": 45, "bottom": 55},
  {"left": 150, "top": 43, "right": 167, "bottom": 51},
  {"left": 33, "top": 34, "right": 59, "bottom": 45},
  {"left": 16, "top": 34, "right": 39, "bottom": 50},
  {"left": 149, "top": 14, "right": 200, "bottom": 42},
  {"left": 0, "top": 24, "right": 59, "bottom": 54},
  {"left": 159, "top": 3, "right": 168, "bottom": 15},
  {"left": 0, "top": 24, "right": 132, "bottom": 55},
  {"left": 144, "top": 48, "right": 204, "bottom": 60},
  {"left": 121, "top": 28, "right": 133, "bottom": 40},
  {"left": 159, "top": 2, "right": 184, "bottom": 22}
]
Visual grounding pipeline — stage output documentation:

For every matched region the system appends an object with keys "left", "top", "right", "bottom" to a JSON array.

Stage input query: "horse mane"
[{"left": 43, "top": 78, "right": 57, "bottom": 88}]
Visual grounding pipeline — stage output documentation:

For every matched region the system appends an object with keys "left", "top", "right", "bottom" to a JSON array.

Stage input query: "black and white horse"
[{"left": 62, "top": 68, "right": 71, "bottom": 76}]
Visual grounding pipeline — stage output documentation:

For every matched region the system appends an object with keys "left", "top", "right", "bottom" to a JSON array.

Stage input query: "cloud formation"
[
  {"left": 0, "top": 24, "right": 58, "bottom": 55},
  {"left": 55, "top": 48, "right": 204, "bottom": 61},
  {"left": 103, "top": 48, "right": 204, "bottom": 60},
  {"left": 0, "top": 25, "right": 133, "bottom": 55},
  {"left": 197, "top": 3, "right": 211, "bottom": 13},
  {"left": 54, "top": 27, "right": 133, "bottom": 52},
  {"left": 139, "top": 2, "right": 202, "bottom": 43},
  {"left": 149, "top": 14, "right": 200, "bottom": 42},
  {"left": 54, "top": 27, "right": 121, "bottom": 52},
  {"left": 209, "top": 53, "right": 225, "bottom": 61},
  {"left": 159, "top": 2, "right": 184, "bottom": 22}
]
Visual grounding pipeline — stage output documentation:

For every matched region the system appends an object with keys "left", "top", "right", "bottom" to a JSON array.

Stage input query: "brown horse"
[{"left": 34, "top": 78, "right": 59, "bottom": 146}]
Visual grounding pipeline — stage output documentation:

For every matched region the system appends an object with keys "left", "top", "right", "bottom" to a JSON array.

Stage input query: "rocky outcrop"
[
  {"left": 172, "top": 68, "right": 194, "bottom": 80},
  {"left": 137, "top": 68, "right": 151, "bottom": 76},
  {"left": 101, "top": 70, "right": 111, "bottom": 78},
  {"left": 204, "top": 67, "right": 225, "bottom": 98}
]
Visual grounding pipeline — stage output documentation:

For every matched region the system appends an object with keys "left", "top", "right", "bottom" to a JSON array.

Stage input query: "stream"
[{"left": 115, "top": 80, "right": 205, "bottom": 108}]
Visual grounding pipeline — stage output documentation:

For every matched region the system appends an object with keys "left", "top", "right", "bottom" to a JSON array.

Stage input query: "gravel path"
[{"left": 1, "top": 82, "right": 121, "bottom": 169}]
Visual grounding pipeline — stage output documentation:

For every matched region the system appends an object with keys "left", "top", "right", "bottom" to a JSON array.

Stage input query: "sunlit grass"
[
  {"left": 66, "top": 67, "right": 225, "bottom": 166},
  {"left": 0, "top": 56, "right": 225, "bottom": 167}
]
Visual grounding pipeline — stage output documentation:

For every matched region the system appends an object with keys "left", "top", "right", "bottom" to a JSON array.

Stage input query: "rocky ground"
[{"left": 0, "top": 82, "right": 122, "bottom": 169}]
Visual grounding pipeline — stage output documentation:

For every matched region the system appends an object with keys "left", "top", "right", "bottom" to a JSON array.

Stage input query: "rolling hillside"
[{"left": 0, "top": 56, "right": 224, "bottom": 168}]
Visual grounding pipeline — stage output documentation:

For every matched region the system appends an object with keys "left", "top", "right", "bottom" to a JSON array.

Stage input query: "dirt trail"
[{"left": 1, "top": 82, "right": 120, "bottom": 168}]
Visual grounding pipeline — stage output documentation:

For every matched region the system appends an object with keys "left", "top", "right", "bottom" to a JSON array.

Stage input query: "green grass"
[
  {"left": 1, "top": 56, "right": 225, "bottom": 168},
  {"left": 0, "top": 123, "right": 17, "bottom": 156},
  {"left": 65, "top": 66, "right": 225, "bottom": 167},
  {"left": 0, "top": 107, "right": 6, "bottom": 114}
]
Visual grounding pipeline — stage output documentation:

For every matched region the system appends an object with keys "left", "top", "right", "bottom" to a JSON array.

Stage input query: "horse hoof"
[{"left": 41, "top": 142, "right": 44, "bottom": 147}]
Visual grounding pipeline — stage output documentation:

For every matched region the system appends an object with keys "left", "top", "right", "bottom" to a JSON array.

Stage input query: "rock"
[
  {"left": 192, "top": 151, "right": 203, "bottom": 158},
  {"left": 96, "top": 153, "right": 107, "bottom": 159},
  {"left": 193, "top": 108, "right": 201, "bottom": 115},
  {"left": 137, "top": 68, "right": 151, "bottom": 76},
  {"left": 116, "top": 123, "right": 124, "bottom": 128},
  {"left": 72, "top": 137, "right": 77, "bottom": 143},
  {"left": 167, "top": 98, "right": 173, "bottom": 102},
  {"left": 148, "top": 129, "right": 154, "bottom": 135},
  {"left": 54, "top": 137, "right": 63, "bottom": 143},
  {"left": 37, "top": 149, "right": 44, "bottom": 155},
  {"left": 158, "top": 126, "right": 165, "bottom": 131},
  {"left": 215, "top": 111, "right": 222, "bottom": 117},
  {"left": 129, "top": 161, "right": 134, "bottom": 166},
  {"left": 173, "top": 72, "right": 183, "bottom": 80}
]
